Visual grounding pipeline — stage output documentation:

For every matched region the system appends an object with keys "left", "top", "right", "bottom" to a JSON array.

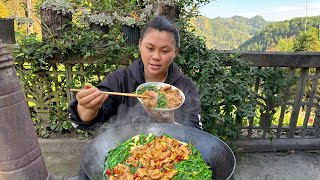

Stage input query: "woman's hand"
[
  {"left": 145, "top": 108, "right": 175, "bottom": 123},
  {"left": 76, "top": 84, "right": 108, "bottom": 122}
]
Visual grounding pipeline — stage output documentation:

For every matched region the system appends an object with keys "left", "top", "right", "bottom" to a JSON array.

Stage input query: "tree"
[
  {"left": 293, "top": 27, "right": 320, "bottom": 52},
  {"left": 274, "top": 36, "right": 295, "bottom": 52},
  {"left": 24, "top": 0, "right": 33, "bottom": 34}
]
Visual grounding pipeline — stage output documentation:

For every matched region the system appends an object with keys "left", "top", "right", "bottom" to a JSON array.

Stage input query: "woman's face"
[{"left": 139, "top": 28, "right": 177, "bottom": 77}]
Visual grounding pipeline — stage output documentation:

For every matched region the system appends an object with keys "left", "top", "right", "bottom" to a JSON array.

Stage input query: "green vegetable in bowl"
[
  {"left": 136, "top": 84, "right": 184, "bottom": 110},
  {"left": 136, "top": 84, "right": 167, "bottom": 108}
]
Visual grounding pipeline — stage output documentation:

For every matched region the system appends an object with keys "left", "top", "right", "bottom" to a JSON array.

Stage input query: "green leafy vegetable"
[
  {"left": 173, "top": 146, "right": 212, "bottom": 180},
  {"left": 157, "top": 94, "right": 167, "bottom": 108},
  {"left": 103, "top": 133, "right": 212, "bottom": 179},
  {"left": 136, "top": 84, "right": 159, "bottom": 94},
  {"left": 136, "top": 84, "right": 168, "bottom": 109}
]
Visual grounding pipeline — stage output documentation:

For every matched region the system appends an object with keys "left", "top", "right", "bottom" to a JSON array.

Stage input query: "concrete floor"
[
  {"left": 39, "top": 138, "right": 320, "bottom": 180},
  {"left": 234, "top": 151, "right": 320, "bottom": 180}
]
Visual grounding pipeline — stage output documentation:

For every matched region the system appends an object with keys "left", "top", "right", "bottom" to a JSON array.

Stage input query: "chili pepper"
[{"left": 106, "top": 168, "right": 111, "bottom": 176}]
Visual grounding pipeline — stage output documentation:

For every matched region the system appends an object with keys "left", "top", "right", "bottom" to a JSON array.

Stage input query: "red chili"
[
  {"left": 106, "top": 169, "right": 111, "bottom": 176},
  {"left": 177, "top": 156, "right": 182, "bottom": 161}
]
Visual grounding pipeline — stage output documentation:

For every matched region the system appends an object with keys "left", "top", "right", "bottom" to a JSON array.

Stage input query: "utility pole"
[{"left": 305, "top": 0, "right": 308, "bottom": 32}]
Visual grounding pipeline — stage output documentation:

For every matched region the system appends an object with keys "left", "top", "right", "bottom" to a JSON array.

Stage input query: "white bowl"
[{"left": 136, "top": 82, "right": 185, "bottom": 112}]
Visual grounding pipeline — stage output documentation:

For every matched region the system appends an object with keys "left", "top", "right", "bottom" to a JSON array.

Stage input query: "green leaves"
[
  {"left": 173, "top": 146, "right": 212, "bottom": 180},
  {"left": 176, "top": 23, "right": 255, "bottom": 139},
  {"left": 157, "top": 94, "right": 167, "bottom": 108},
  {"left": 13, "top": 24, "right": 137, "bottom": 137},
  {"left": 136, "top": 84, "right": 168, "bottom": 109},
  {"left": 254, "top": 68, "right": 297, "bottom": 116}
]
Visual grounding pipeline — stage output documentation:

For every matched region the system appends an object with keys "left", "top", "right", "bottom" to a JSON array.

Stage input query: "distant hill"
[
  {"left": 190, "top": 15, "right": 270, "bottom": 50},
  {"left": 238, "top": 16, "right": 320, "bottom": 51}
]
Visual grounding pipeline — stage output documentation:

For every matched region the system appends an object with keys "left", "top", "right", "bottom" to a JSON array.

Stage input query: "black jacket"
[{"left": 68, "top": 59, "right": 201, "bottom": 130}]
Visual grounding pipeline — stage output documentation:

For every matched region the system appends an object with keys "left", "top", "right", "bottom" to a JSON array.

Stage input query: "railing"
[
  {"left": 14, "top": 51, "right": 320, "bottom": 151},
  {"left": 15, "top": 56, "right": 127, "bottom": 128},
  {"left": 233, "top": 52, "right": 320, "bottom": 152}
]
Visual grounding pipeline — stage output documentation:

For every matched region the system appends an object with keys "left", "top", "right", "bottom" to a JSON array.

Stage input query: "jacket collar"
[{"left": 129, "top": 59, "right": 183, "bottom": 84}]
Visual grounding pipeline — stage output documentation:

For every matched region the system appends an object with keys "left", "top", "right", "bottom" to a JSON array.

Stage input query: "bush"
[{"left": 176, "top": 22, "right": 256, "bottom": 140}]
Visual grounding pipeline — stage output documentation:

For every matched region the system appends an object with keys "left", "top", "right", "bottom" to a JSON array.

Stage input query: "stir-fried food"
[
  {"left": 103, "top": 133, "right": 212, "bottom": 180},
  {"left": 137, "top": 84, "right": 183, "bottom": 109}
]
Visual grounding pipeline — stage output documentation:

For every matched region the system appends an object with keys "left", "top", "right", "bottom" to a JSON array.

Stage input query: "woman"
[{"left": 68, "top": 16, "right": 201, "bottom": 130}]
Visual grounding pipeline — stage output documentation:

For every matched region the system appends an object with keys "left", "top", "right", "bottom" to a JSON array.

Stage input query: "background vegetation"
[
  {"left": 190, "top": 14, "right": 320, "bottom": 51},
  {"left": 1, "top": 0, "right": 305, "bottom": 140}
]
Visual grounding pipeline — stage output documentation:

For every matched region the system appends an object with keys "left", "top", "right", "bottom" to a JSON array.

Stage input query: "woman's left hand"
[{"left": 145, "top": 109, "right": 175, "bottom": 123}]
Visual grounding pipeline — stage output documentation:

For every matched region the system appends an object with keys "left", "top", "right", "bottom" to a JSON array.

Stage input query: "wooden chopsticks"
[{"left": 70, "top": 89, "right": 151, "bottom": 98}]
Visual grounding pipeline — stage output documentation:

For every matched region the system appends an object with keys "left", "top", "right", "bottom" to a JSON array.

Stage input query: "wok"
[{"left": 80, "top": 123, "right": 236, "bottom": 180}]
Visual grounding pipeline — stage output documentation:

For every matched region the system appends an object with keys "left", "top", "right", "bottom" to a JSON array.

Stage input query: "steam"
[{"left": 96, "top": 101, "right": 152, "bottom": 136}]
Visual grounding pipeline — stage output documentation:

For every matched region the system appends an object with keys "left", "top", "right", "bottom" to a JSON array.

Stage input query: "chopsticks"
[{"left": 70, "top": 89, "right": 152, "bottom": 98}]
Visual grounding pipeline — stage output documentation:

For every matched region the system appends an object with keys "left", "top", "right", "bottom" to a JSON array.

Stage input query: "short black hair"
[{"left": 140, "top": 16, "right": 180, "bottom": 48}]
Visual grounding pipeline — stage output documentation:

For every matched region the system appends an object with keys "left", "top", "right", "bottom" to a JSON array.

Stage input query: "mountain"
[
  {"left": 238, "top": 16, "right": 320, "bottom": 51},
  {"left": 190, "top": 15, "right": 270, "bottom": 50}
]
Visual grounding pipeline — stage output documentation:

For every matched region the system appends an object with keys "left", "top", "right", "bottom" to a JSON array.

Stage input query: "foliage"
[
  {"left": 274, "top": 37, "right": 295, "bottom": 52},
  {"left": 293, "top": 27, "right": 320, "bottom": 52},
  {"left": 273, "top": 27, "right": 320, "bottom": 52},
  {"left": 0, "top": 1, "right": 10, "bottom": 17},
  {"left": 13, "top": 24, "right": 138, "bottom": 137},
  {"left": 254, "top": 68, "right": 297, "bottom": 126},
  {"left": 80, "top": 11, "right": 114, "bottom": 26},
  {"left": 9, "top": 0, "right": 294, "bottom": 140},
  {"left": 190, "top": 15, "right": 269, "bottom": 50},
  {"left": 239, "top": 16, "right": 320, "bottom": 51},
  {"left": 14, "top": 16, "right": 34, "bottom": 26},
  {"left": 72, "top": 0, "right": 154, "bottom": 27},
  {"left": 175, "top": 0, "right": 213, "bottom": 19},
  {"left": 176, "top": 21, "right": 256, "bottom": 139},
  {"left": 14, "top": 25, "right": 128, "bottom": 65},
  {"left": 70, "top": 0, "right": 117, "bottom": 12},
  {"left": 40, "top": 0, "right": 75, "bottom": 15},
  {"left": 114, "top": 2, "right": 153, "bottom": 27}
]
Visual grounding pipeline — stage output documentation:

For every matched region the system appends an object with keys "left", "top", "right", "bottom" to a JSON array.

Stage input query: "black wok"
[{"left": 80, "top": 123, "right": 236, "bottom": 180}]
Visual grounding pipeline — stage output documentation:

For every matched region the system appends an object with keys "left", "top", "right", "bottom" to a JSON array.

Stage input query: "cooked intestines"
[
  {"left": 141, "top": 85, "right": 183, "bottom": 109},
  {"left": 142, "top": 90, "right": 159, "bottom": 108},
  {"left": 108, "top": 136, "right": 191, "bottom": 180},
  {"left": 159, "top": 86, "right": 183, "bottom": 109}
]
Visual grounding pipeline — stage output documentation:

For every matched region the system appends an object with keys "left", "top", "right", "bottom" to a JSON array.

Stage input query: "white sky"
[{"left": 200, "top": 0, "right": 320, "bottom": 21}]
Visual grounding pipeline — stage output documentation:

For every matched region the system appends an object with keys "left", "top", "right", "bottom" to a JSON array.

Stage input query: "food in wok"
[
  {"left": 136, "top": 83, "right": 184, "bottom": 111},
  {"left": 103, "top": 133, "right": 212, "bottom": 180}
]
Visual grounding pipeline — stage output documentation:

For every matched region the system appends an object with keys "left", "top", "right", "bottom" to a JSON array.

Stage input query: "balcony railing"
[
  {"left": 232, "top": 51, "right": 320, "bottom": 151},
  {"left": 14, "top": 50, "right": 320, "bottom": 151}
]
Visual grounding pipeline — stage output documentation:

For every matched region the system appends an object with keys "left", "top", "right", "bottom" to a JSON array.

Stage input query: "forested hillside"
[
  {"left": 239, "top": 16, "right": 320, "bottom": 51},
  {"left": 190, "top": 15, "right": 270, "bottom": 50}
]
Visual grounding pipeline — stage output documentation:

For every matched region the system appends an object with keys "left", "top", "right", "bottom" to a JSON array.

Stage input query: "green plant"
[
  {"left": 86, "top": 12, "right": 114, "bottom": 26},
  {"left": 114, "top": 3, "right": 153, "bottom": 27},
  {"left": 176, "top": 21, "right": 256, "bottom": 140},
  {"left": 254, "top": 68, "right": 297, "bottom": 127},
  {"left": 13, "top": 24, "right": 138, "bottom": 137},
  {"left": 40, "top": 0, "right": 75, "bottom": 15}
]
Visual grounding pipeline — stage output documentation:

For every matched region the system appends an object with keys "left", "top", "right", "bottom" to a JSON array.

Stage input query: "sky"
[{"left": 199, "top": 0, "right": 320, "bottom": 21}]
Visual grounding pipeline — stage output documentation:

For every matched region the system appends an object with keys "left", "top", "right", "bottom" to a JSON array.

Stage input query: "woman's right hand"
[{"left": 76, "top": 84, "right": 108, "bottom": 122}]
